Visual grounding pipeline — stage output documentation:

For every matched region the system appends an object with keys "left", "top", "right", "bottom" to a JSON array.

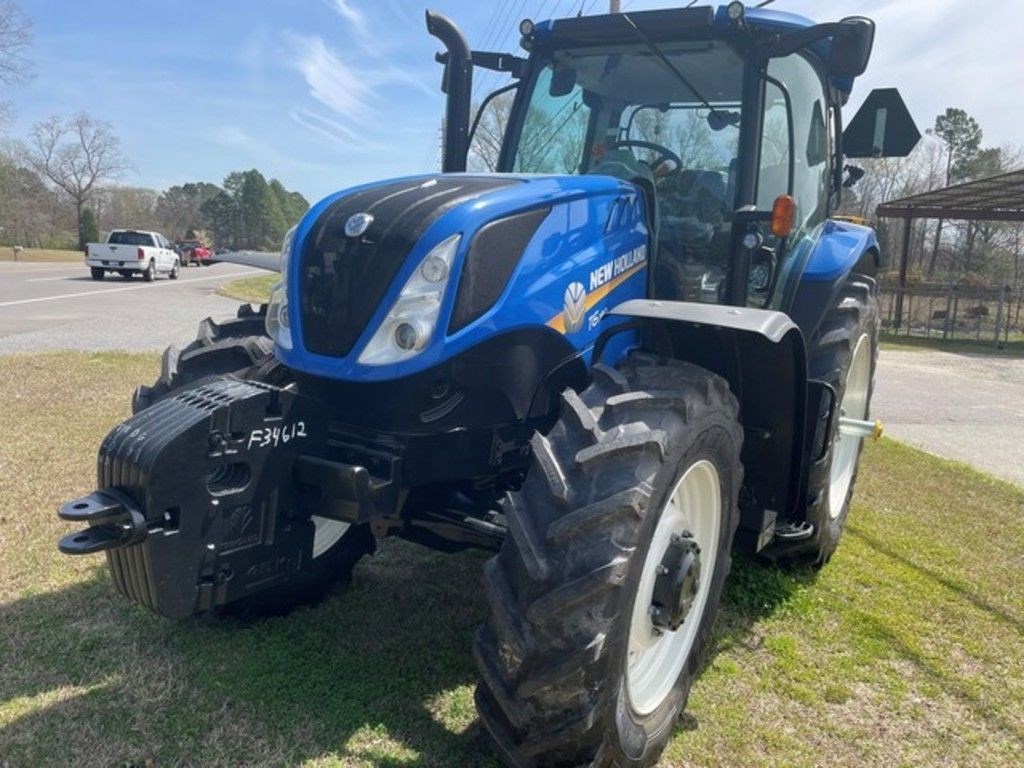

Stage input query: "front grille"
[{"left": 299, "top": 175, "right": 520, "bottom": 358}]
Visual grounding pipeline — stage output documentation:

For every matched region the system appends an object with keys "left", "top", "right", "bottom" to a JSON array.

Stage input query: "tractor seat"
[{"left": 675, "top": 170, "right": 728, "bottom": 224}]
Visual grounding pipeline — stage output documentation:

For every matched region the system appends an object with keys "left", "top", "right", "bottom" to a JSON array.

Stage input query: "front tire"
[
  {"left": 133, "top": 304, "right": 374, "bottom": 616},
  {"left": 474, "top": 354, "right": 743, "bottom": 768},
  {"left": 169, "top": 259, "right": 180, "bottom": 280}
]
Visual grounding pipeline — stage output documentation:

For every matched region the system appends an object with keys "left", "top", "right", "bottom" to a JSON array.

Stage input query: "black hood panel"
[{"left": 299, "top": 175, "right": 521, "bottom": 358}]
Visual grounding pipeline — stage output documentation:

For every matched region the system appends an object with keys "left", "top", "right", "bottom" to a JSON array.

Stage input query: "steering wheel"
[{"left": 608, "top": 140, "right": 683, "bottom": 173}]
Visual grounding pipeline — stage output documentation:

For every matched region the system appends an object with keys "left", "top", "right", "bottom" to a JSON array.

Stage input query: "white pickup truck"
[{"left": 85, "top": 229, "right": 181, "bottom": 281}]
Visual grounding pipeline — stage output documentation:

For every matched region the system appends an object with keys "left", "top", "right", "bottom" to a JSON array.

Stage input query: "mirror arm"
[
  {"left": 435, "top": 50, "right": 528, "bottom": 78},
  {"left": 765, "top": 21, "right": 855, "bottom": 59}
]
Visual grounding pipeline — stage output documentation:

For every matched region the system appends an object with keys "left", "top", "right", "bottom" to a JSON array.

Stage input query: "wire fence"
[{"left": 878, "top": 275, "right": 1021, "bottom": 344}]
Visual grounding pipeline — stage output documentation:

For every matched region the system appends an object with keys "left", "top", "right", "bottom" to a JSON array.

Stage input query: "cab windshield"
[{"left": 506, "top": 41, "right": 746, "bottom": 304}]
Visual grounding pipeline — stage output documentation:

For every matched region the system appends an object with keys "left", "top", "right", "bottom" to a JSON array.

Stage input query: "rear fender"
[
  {"left": 786, "top": 219, "right": 879, "bottom": 339},
  {"left": 602, "top": 299, "right": 808, "bottom": 549}
]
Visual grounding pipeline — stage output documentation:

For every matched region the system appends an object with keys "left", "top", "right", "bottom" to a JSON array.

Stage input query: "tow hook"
[
  {"left": 838, "top": 416, "right": 884, "bottom": 441},
  {"left": 58, "top": 489, "right": 147, "bottom": 554}
]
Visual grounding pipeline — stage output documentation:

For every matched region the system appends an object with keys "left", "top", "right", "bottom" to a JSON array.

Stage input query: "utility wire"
[{"left": 471, "top": 1, "right": 517, "bottom": 100}]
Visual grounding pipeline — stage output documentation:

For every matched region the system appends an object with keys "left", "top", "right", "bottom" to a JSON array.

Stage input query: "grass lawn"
[
  {"left": 1, "top": 352, "right": 1021, "bottom": 767},
  {"left": 0, "top": 247, "right": 83, "bottom": 263},
  {"left": 217, "top": 273, "right": 276, "bottom": 304},
  {"left": 880, "top": 332, "right": 1024, "bottom": 358}
]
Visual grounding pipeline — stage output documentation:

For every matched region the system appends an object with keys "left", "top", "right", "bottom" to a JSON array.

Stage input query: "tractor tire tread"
[
  {"left": 475, "top": 353, "right": 743, "bottom": 768},
  {"left": 767, "top": 274, "right": 879, "bottom": 566}
]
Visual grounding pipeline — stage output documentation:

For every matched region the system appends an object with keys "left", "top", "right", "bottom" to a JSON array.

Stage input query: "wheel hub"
[{"left": 650, "top": 532, "right": 701, "bottom": 631}]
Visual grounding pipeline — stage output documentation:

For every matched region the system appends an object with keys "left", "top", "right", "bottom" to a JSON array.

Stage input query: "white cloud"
[
  {"left": 328, "top": 0, "right": 369, "bottom": 38},
  {"left": 286, "top": 33, "right": 374, "bottom": 119},
  {"left": 283, "top": 29, "right": 433, "bottom": 146},
  {"left": 290, "top": 108, "right": 390, "bottom": 151}
]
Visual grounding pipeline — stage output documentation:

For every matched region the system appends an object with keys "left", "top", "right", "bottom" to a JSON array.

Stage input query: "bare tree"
[
  {"left": 0, "top": 1, "right": 31, "bottom": 86},
  {"left": 0, "top": 1, "right": 31, "bottom": 126},
  {"left": 467, "top": 91, "right": 514, "bottom": 172},
  {"left": 21, "top": 113, "right": 129, "bottom": 247}
]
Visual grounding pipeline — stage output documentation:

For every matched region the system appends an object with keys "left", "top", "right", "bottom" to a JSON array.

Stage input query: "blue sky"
[{"left": 8, "top": 0, "right": 1023, "bottom": 203}]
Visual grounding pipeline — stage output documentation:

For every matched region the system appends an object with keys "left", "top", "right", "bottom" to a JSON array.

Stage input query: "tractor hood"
[{"left": 273, "top": 172, "right": 649, "bottom": 382}]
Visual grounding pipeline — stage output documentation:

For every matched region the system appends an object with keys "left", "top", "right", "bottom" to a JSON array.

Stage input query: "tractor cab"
[{"left": 438, "top": 3, "right": 916, "bottom": 317}]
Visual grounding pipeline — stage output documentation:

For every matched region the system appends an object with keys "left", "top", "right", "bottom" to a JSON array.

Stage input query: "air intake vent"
[{"left": 299, "top": 176, "right": 520, "bottom": 358}]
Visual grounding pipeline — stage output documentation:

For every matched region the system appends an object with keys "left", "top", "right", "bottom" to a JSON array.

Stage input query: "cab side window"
[
  {"left": 757, "top": 81, "right": 791, "bottom": 211},
  {"left": 762, "top": 52, "right": 829, "bottom": 230}
]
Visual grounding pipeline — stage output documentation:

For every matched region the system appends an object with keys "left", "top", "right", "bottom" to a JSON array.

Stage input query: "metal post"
[
  {"left": 893, "top": 216, "right": 912, "bottom": 332},
  {"left": 994, "top": 283, "right": 1006, "bottom": 347}
]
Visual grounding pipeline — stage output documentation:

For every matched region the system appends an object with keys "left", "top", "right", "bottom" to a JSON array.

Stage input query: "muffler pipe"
[{"left": 426, "top": 10, "right": 473, "bottom": 173}]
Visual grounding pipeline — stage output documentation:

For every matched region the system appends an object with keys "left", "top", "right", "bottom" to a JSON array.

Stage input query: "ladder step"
[{"left": 774, "top": 519, "right": 815, "bottom": 542}]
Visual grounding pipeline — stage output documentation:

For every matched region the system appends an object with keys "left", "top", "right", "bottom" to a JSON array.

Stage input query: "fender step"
[{"left": 773, "top": 519, "right": 815, "bottom": 542}]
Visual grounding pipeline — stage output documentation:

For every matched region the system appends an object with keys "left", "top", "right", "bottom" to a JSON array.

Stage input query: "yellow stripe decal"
[{"left": 546, "top": 262, "right": 647, "bottom": 334}]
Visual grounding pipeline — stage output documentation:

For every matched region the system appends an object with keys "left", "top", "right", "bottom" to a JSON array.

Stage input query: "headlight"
[
  {"left": 265, "top": 226, "right": 296, "bottom": 349},
  {"left": 358, "top": 233, "right": 461, "bottom": 366}
]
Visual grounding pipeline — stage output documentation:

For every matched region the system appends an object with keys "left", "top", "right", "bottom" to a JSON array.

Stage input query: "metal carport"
[{"left": 875, "top": 169, "right": 1024, "bottom": 331}]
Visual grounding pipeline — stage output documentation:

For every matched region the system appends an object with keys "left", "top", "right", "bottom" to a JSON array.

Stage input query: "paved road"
[
  {"left": 873, "top": 348, "right": 1024, "bottom": 486},
  {"left": 2, "top": 263, "right": 1020, "bottom": 485},
  {"left": 0, "top": 260, "right": 262, "bottom": 354}
]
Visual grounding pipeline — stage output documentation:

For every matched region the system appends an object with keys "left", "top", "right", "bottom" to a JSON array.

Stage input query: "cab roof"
[{"left": 530, "top": 4, "right": 856, "bottom": 94}]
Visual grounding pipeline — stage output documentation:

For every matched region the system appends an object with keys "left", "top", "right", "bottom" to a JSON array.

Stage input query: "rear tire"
[
  {"left": 90, "top": 267, "right": 104, "bottom": 280},
  {"left": 143, "top": 260, "right": 155, "bottom": 282},
  {"left": 133, "top": 303, "right": 374, "bottom": 616},
  {"left": 768, "top": 274, "right": 879, "bottom": 567},
  {"left": 474, "top": 354, "right": 743, "bottom": 768}
]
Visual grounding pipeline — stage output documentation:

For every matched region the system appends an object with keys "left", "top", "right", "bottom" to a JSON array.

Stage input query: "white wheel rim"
[
  {"left": 311, "top": 516, "right": 350, "bottom": 558},
  {"left": 626, "top": 459, "right": 721, "bottom": 716},
  {"left": 829, "top": 332, "right": 871, "bottom": 517}
]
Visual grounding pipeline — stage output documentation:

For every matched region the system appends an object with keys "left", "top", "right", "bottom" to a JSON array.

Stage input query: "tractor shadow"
[
  {"left": 0, "top": 540, "right": 501, "bottom": 767},
  {"left": 0, "top": 544, "right": 816, "bottom": 765}
]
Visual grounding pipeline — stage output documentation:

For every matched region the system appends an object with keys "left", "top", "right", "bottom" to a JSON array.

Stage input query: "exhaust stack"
[{"left": 426, "top": 10, "right": 473, "bottom": 173}]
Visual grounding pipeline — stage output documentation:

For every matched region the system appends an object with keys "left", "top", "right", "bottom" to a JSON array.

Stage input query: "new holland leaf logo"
[{"left": 563, "top": 282, "right": 587, "bottom": 334}]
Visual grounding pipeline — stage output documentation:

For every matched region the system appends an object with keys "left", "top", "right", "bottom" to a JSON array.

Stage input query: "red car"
[{"left": 175, "top": 240, "right": 213, "bottom": 266}]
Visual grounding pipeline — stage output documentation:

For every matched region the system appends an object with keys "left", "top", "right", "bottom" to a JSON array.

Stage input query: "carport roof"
[{"left": 876, "top": 168, "right": 1024, "bottom": 222}]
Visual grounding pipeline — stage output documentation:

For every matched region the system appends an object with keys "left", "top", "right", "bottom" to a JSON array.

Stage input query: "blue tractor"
[{"left": 59, "top": 4, "right": 919, "bottom": 765}]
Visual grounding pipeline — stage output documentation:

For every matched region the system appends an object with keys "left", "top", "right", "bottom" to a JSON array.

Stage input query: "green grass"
[
  {"left": 880, "top": 332, "right": 1024, "bottom": 357},
  {"left": 217, "top": 273, "right": 276, "bottom": 303},
  {"left": 1, "top": 353, "right": 1022, "bottom": 767},
  {"left": 0, "top": 247, "right": 84, "bottom": 263}
]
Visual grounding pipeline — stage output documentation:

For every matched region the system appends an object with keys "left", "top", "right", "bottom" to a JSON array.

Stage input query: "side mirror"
[
  {"left": 842, "top": 164, "right": 866, "bottom": 188},
  {"left": 549, "top": 66, "right": 577, "bottom": 97},
  {"left": 749, "top": 245, "right": 777, "bottom": 295},
  {"left": 843, "top": 88, "right": 921, "bottom": 158},
  {"left": 827, "top": 17, "right": 875, "bottom": 78}
]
